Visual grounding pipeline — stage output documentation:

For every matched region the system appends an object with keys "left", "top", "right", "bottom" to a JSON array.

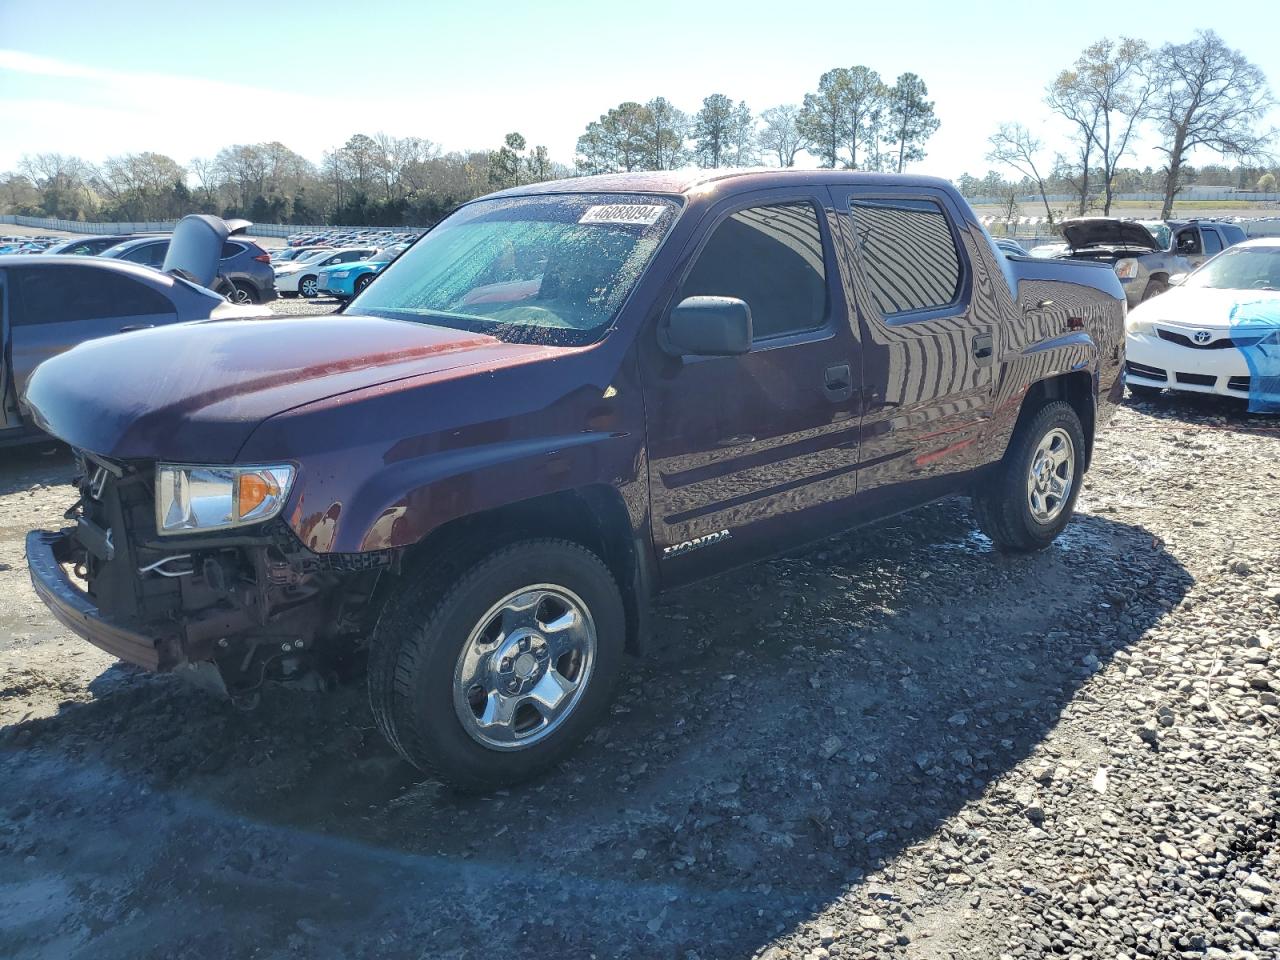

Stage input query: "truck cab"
[{"left": 24, "top": 170, "right": 1126, "bottom": 790}]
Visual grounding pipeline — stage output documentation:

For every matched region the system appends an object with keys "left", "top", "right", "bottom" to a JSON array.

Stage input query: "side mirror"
[
  {"left": 663, "top": 296, "right": 752, "bottom": 357},
  {"left": 1168, "top": 273, "right": 1187, "bottom": 287}
]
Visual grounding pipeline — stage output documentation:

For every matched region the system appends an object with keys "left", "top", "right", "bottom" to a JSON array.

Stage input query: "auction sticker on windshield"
[{"left": 579, "top": 204, "right": 667, "bottom": 226}]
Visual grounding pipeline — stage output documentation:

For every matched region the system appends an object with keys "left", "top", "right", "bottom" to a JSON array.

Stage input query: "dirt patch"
[{"left": 2, "top": 395, "right": 1277, "bottom": 959}]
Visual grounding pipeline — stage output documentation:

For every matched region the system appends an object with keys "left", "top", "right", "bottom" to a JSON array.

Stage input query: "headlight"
[
  {"left": 156, "top": 464, "right": 295, "bottom": 535},
  {"left": 1115, "top": 259, "right": 1139, "bottom": 280},
  {"left": 1125, "top": 314, "right": 1157, "bottom": 336},
  {"left": 330, "top": 271, "right": 350, "bottom": 279}
]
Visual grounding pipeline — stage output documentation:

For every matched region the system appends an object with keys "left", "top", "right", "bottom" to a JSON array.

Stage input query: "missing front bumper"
[{"left": 25, "top": 529, "right": 181, "bottom": 671}]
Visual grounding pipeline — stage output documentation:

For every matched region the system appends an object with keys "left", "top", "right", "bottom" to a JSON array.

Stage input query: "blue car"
[{"left": 316, "top": 244, "right": 410, "bottom": 300}]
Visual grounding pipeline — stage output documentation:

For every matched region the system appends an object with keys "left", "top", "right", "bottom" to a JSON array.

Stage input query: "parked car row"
[
  {"left": 3, "top": 228, "right": 281, "bottom": 303},
  {"left": 274, "top": 246, "right": 381, "bottom": 298},
  {"left": 0, "top": 235, "right": 64, "bottom": 254},
  {"left": 2, "top": 215, "right": 272, "bottom": 447},
  {"left": 316, "top": 242, "right": 411, "bottom": 299},
  {"left": 286, "top": 227, "right": 423, "bottom": 248}
]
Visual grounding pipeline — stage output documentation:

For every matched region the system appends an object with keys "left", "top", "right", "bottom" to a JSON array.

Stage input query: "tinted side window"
[
  {"left": 1175, "top": 229, "right": 1201, "bottom": 256},
  {"left": 1202, "top": 229, "right": 1223, "bottom": 255},
  {"left": 14, "top": 266, "right": 173, "bottom": 325},
  {"left": 850, "top": 198, "right": 962, "bottom": 317},
  {"left": 221, "top": 241, "right": 245, "bottom": 259},
  {"left": 682, "top": 202, "right": 827, "bottom": 339},
  {"left": 124, "top": 241, "right": 168, "bottom": 267}
]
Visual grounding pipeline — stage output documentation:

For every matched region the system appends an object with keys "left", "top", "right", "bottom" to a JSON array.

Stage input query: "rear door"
[
  {"left": 831, "top": 187, "right": 995, "bottom": 513},
  {"left": 9, "top": 265, "right": 178, "bottom": 399},
  {"left": 644, "top": 189, "right": 863, "bottom": 585}
]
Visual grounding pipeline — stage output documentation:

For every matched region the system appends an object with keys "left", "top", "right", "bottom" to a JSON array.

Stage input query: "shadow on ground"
[{"left": 1, "top": 499, "right": 1192, "bottom": 959}]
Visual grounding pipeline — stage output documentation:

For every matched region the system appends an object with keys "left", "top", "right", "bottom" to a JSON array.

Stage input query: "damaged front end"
[{"left": 27, "top": 451, "right": 393, "bottom": 701}]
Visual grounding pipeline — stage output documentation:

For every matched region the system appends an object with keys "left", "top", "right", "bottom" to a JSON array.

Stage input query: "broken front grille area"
[
  {"left": 63, "top": 450, "right": 393, "bottom": 684},
  {"left": 71, "top": 452, "right": 182, "bottom": 624}
]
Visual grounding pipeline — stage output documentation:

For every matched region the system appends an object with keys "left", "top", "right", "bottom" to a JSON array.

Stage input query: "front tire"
[
  {"left": 299, "top": 275, "right": 319, "bottom": 298},
  {"left": 368, "top": 539, "right": 625, "bottom": 791},
  {"left": 354, "top": 274, "right": 373, "bottom": 294},
  {"left": 972, "top": 400, "right": 1086, "bottom": 552},
  {"left": 1140, "top": 278, "right": 1169, "bottom": 302}
]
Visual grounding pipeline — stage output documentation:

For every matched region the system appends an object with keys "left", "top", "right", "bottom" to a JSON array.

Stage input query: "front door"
[
  {"left": 643, "top": 190, "right": 863, "bottom": 586},
  {"left": 1174, "top": 226, "right": 1206, "bottom": 268}
]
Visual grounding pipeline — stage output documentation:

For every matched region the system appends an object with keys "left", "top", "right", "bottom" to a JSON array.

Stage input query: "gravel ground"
[{"left": 1, "top": 390, "right": 1277, "bottom": 960}]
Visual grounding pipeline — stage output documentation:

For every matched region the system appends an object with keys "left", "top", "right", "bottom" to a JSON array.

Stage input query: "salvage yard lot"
[{"left": 1, "top": 395, "right": 1278, "bottom": 959}]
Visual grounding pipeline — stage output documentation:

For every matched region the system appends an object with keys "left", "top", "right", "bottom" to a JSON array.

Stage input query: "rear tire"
[
  {"left": 972, "top": 400, "right": 1086, "bottom": 552},
  {"left": 368, "top": 539, "right": 625, "bottom": 792},
  {"left": 230, "top": 280, "right": 258, "bottom": 305}
]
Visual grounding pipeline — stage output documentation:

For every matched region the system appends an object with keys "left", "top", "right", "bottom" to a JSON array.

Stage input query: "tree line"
[
  {"left": 981, "top": 30, "right": 1275, "bottom": 224},
  {"left": 573, "top": 68, "right": 939, "bottom": 174},
  {"left": 0, "top": 131, "right": 573, "bottom": 227}
]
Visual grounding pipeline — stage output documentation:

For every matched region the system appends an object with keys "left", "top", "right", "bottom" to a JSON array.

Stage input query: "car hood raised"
[
  {"left": 23, "top": 313, "right": 567, "bottom": 462},
  {"left": 1130, "top": 287, "right": 1280, "bottom": 329},
  {"left": 1061, "top": 218, "right": 1159, "bottom": 251}
]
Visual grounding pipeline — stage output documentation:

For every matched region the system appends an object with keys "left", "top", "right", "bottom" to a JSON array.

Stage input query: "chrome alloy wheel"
[
  {"left": 1026, "top": 427, "right": 1075, "bottom": 523},
  {"left": 300, "top": 276, "right": 318, "bottom": 297},
  {"left": 452, "top": 585, "right": 596, "bottom": 751}
]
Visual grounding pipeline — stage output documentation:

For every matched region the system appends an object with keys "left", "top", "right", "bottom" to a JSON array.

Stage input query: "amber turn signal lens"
[{"left": 237, "top": 472, "right": 278, "bottom": 519}]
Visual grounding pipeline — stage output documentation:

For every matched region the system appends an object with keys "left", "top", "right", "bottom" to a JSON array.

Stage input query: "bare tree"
[
  {"left": 729, "top": 101, "right": 757, "bottom": 165},
  {"left": 1153, "top": 30, "right": 1275, "bottom": 218},
  {"left": 987, "top": 123, "right": 1056, "bottom": 225},
  {"left": 1046, "top": 67, "right": 1102, "bottom": 214},
  {"left": 759, "top": 105, "right": 806, "bottom": 166},
  {"left": 1053, "top": 38, "right": 1155, "bottom": 215},
  {"left": 1000, "top": 187, "right": 1021, "bottom": 237}
]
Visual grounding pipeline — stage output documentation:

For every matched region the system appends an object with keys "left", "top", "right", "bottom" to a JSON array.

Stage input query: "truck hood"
[
  {"left": 23, "top": 313, "right": 562, "bottom": 462},
  {"left": 1061, "top": 218, "right": 1159, "bottom": 252}
]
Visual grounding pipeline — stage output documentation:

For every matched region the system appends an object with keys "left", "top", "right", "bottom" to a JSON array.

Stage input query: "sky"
[{"left": 1, "top": 0, "right": 1278, "bottom": 181}]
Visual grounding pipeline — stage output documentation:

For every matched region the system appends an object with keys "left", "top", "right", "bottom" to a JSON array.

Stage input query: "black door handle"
[
  {"left": 972, "top": 334, "right": 993, "bottom": 366},
  {"left": 823, "top": 363, "right": 853, "bottom": 402}
]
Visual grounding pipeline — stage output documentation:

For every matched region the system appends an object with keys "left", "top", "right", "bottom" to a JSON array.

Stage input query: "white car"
[
  {"left": 274, "top": 247, "right": 378, "bottom": 298},
  {"left": 1125, "top": 237, "right": 1280, "bottom": 405}
]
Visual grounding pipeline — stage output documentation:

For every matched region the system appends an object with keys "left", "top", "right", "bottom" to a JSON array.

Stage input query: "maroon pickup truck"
[{"left": 24, "top": 170, "right": 1126, "bottom": 790}]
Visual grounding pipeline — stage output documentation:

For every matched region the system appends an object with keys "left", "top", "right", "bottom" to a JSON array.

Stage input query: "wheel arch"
[
  {"left": 1016, "top": 371, "right": 1096, "bottom": 470},
  {"left": 398, "top": 485, "right": 651, "bottom": 655}
]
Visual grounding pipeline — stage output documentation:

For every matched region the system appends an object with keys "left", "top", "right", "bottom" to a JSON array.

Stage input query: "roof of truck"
[{"left": 488, "top": 167, "right": 958, "bottom": 199}]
